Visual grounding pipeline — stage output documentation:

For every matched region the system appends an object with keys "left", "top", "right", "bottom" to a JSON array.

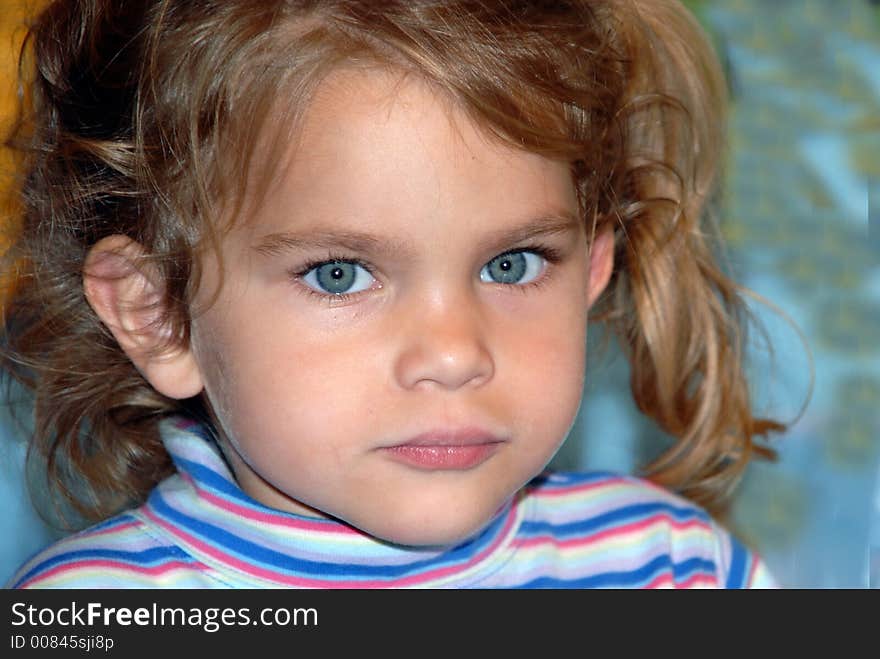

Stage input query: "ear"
[
  {"left": 586, "top": 225, "right": 615, "bottom": 308},
  {"left": 83, "top": 235, "right": 204, "bottom": 400}
]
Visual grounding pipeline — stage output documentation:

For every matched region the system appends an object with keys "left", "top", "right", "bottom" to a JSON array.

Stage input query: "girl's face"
[{"left": 188, "top": 68, "right": 612, "bottom": 547}]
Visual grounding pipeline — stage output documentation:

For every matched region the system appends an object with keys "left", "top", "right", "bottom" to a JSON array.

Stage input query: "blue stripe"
[
  {"left": 174, "top": 456, "right": 259, "bottom": 506},
  {"left": 514, "top": 555, "right": 716, "bottom": 588},
  {"left": 725, "top": 536, "right": 748, "bottom": 588},
  {"left": 11, "top": 546, "right": 192, "bottom": 588},
  {"left": 519, "top": 501, "right": 709, "bottom": 539},
  {"left": 87, "top": 515, "right": 139, "bottom": 533},
  {"left": 147, "top": 489, "right": 512, "bottom": 581}
]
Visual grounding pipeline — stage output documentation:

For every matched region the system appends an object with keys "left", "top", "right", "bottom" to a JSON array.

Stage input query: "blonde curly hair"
[{"left": 2, "top": 0, "right": 792, "bottom": 522}]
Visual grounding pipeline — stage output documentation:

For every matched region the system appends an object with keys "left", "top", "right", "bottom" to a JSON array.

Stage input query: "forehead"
[{"left": 240, "top": 67, "right": 579, "bottom": 242}]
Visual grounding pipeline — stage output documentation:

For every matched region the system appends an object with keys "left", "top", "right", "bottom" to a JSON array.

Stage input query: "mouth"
[{"left": 380, "top": 428, "right": 506, "bottom": 471}]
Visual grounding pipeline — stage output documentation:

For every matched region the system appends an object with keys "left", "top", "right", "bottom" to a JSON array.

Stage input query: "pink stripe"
[
  {"left": 644, "top": 573, "right": 674, "bottom": 588},
  {"left": 643, "top": 572, "right": 717, "bottom": 589},
  {"left": 18, "top": 559, "right": 199, "bottom": 588},
  {"left": 140, "top": 506, "right": 316, "bottom": 586},
  {"left": 64, "top": 519, "right": 143, "bottom": 541},
  {"left": 173, "top": 418, "right": 200, "bottom": 431},
  {"left": 143, "top": 501, "right": 519, "bottom": 588},
  {"left": 677, "top": 573, "right": 718, "bottom": 588},
  {"left": 528, "top": 475, "right": 676, "bottom": 503},
  {"left": 196, "top": 487, "right": 365, "bottom": 536},
  {"left": 747, "top": 555, "right": 759, "bottom": 586},
  {"left": 527, "top": 476, "right": 627, "bottom": 498},
  {"left": 513, "top": 513, "right": 711, "bottom": 551}
]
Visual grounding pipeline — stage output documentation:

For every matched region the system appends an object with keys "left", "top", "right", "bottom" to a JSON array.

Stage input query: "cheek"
[
  {"left": 195, "top": 310, "right": 370, "bottom": 441},
  {"left": 502, "top": 298, "right": 588, "bottom": 434}
]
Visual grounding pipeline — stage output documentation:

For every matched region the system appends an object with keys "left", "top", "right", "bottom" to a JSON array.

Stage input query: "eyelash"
[{"left": 290, "top": 243, "right": 564, "bottom": 304}]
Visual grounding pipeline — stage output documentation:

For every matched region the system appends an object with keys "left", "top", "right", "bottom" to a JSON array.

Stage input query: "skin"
[{"left": 87, "top": 68, "right": 615, "bottom": 548}]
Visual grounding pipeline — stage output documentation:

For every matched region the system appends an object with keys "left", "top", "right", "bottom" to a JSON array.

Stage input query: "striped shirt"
[{"left": 9, "top": 417, "right": 775, "bottom": 588}]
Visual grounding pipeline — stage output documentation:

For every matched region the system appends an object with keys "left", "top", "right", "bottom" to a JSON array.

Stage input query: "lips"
[{"left": 381, "top": 428, "right": 506, "bottom": 470}]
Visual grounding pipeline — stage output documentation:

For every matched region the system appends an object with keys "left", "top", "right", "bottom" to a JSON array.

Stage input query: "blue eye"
[
  {"left": 479, "top": 251, "right": 545, "bottom": 285},
  {"left": 296, "top": 246, "right": 555, "bottom": 301},
  {"left": 301, "top": 260, "right": 375, "bottom": 296}
]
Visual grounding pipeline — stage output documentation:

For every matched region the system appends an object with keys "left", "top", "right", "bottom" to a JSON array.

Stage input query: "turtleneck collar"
[{"left": 137, "top": 417, "right": 525, "bottom": 588}]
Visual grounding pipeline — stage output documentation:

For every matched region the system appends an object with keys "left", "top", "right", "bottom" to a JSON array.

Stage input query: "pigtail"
[
  {"left": 593, "top": 0, "right": 789, "bottom": 511},
  {"left": 1, "top": 0, "right": 180, "bottom": 524},
  {"left": 1, "top": 0, "right": 346, "bottom": 524},
  {"left": 1, "top": 0, "right": 796, "bottom": 526}
]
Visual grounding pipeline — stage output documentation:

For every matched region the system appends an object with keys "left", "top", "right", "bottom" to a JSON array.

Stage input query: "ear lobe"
[
  {"left": 586, "top": 225, "right": 615, "bottom": 309},
  {"left": 83, "top": 235, "right": 204, "bottom": 400}
]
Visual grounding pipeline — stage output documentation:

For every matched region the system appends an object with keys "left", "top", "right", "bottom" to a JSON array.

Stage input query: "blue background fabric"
[
  {"left": 0, "top": 391, "right": 65, "bottom": 584},
  {"left": 2, "top": 0, "right": 879, "bottom": 587},
  {"left": 558, "top": 0, "right": 880, "bottom": 588}
]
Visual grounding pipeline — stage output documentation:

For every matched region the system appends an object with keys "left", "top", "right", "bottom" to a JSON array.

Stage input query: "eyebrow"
[{"left": 252, "top": 212, "right": 582, "bottom": 259}]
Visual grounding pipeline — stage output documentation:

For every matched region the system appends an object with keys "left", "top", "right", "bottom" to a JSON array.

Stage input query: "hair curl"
[{"left": 2, "top": 0, "right": 797, "bottom": 524}]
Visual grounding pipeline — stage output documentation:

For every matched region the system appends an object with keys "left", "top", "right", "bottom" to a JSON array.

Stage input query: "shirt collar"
[{"left": 140, "top": 416, "right": 523, "bottom": 587}]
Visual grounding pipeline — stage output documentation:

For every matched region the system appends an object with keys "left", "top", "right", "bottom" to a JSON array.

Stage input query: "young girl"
[{"left": 3, "top": 0, "right": 788, "bottom": 588}]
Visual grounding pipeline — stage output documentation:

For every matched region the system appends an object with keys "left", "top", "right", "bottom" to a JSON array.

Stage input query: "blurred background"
[
  {"left": 1, "top": 0, "right": 879, "bottom": 587},
  {"left": 562, "top": 0, "right": 880, "bottom": 588}
]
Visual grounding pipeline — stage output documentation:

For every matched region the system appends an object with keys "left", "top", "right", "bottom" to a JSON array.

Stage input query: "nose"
[{"left": 393, "top": 290, "right": 495, "bottom": 391}]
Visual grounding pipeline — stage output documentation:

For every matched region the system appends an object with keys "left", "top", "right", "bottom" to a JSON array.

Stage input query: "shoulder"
[
  {"left": 7, "top": 512, "right": 220, "bottom": 589},
  {"left": 517, "top": 471, "right": 776, "bottom": 588},
  {"left": 522, "top": 470, "right": 711, "bottom": 524}
]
